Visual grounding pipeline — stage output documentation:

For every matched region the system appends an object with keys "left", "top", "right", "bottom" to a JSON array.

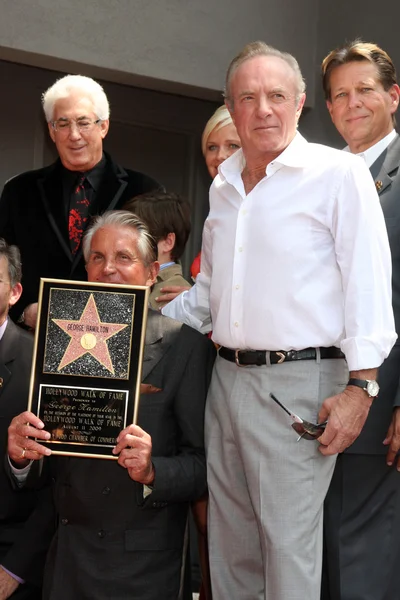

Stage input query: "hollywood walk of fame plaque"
[{"left": 28, "top": 279, "right": 149, "bottom": 459}]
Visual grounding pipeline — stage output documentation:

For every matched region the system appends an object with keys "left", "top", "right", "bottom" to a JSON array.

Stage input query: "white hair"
[{"left": 42, "top": 75, "right": 110, "bottom": 122}]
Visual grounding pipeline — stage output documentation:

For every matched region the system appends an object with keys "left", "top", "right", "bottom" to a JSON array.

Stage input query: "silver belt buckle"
[{"left": 235, "top": 349, "right": 246, "bottom": 367}]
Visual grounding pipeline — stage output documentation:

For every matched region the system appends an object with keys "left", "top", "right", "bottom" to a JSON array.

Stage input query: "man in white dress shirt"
[
  {"left": 163, "top": 41, "right": 396, "bottom": 600},
  {"left": 321, "top": 40, "right": 400, "bottom": 600}
]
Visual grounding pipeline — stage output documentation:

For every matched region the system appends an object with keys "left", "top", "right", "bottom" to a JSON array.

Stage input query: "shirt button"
[
  {"left": 235, "top": 284, "right": 240, "bottom": 290},
  {"left": 238, "top": 247, "right": 243, "bottom": 252},
  {"left": 61, "top": 518, "right": 69, "bottom": 526},
  {"left": 234, "top": 322, "right": 239, "bottom": 328},
  {"left": 102, "top": 486, "right": 111, "bottom": 495},
  {"left": 98, "top": 530, "right": 106, "bottom": 538},
  {"left": 241, "top": 209, "right": 247, "bottom": 216}
]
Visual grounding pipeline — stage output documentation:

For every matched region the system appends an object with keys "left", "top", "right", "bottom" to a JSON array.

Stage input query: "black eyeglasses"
[{"left": 269, "top": 393, "right": 327, "bottom": 441}]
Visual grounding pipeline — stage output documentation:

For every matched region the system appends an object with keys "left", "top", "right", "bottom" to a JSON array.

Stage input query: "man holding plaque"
[
  {"left": 0, "top": 75, "right": 160, "bottom": 330},
  {"left": 7, "top": 211, "right": 215, "bottom": 600}
]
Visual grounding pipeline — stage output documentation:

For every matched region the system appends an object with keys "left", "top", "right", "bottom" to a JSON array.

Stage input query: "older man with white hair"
[
  {"left": 7, "top": 210, "right": 215, "bottom": 600},
  {"left": 0, "top": 75, "right": 160, "bottom": 329},
  {"left": 163, "top": 41, "right": 397, "bottom": 599}
]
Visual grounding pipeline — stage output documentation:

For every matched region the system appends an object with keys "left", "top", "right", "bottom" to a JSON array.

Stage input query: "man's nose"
[
  {"left": 102, "top": 258, "right": 117, "bottom": 275},
  {"left": 256, "top": 97, "right": 273, "bottom": 118},
  {"left": 68, "top": 123, "right": 82, "bottom": 140},
  {"left": 347, "top": 91, "right": 363, "bottom": 109}
]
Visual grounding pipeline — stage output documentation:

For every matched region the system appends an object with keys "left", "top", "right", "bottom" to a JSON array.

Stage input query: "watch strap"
[{"left": 348, "top": 378, "right": 368, "bottom": 390}]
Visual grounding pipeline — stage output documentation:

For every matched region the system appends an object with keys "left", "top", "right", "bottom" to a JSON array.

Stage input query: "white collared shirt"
[
  {"left": 163, "top": 133, "right": 396, "bottom": 370},
  {"left": 344, "top": 129, "right": 397, "bottom": 168},
  {"left": 0, "top": 318, "right": 7, "bottom": 341}
]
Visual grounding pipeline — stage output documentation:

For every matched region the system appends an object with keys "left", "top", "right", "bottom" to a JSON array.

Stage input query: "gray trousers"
[{"left": 205, "top": 354, "right": 348, "bottom": 600}]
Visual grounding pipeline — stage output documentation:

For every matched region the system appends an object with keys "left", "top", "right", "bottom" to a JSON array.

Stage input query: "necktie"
[{"left": 69, "top": 175, "right": 90, "bottom": 254}]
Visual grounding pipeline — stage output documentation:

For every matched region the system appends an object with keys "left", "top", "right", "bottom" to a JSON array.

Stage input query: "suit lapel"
[
  {"left": 370, "top": 134, "right": 400, "bottom": 196},
  {"left": 89, "top": 154, "right": 129, "bottom": 215},
  {"left": 37, "top": 161, "right": 73, "bottom": 264},
  {"left": 0, "top": 321, "right": 20, "bottom": 400},
  {"left": 141, "top": 311, "right": 167, "bottom": 382}
]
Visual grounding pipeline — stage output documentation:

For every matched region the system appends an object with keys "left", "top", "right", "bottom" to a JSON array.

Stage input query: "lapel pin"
[
  {"left": 0, "top": 377, "right": 3, "bottom": 388},
  {"left": 375, "top": 180, "right": 383, "bottom": 192}
]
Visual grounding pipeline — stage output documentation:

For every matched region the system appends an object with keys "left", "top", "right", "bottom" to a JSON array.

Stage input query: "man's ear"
[
  {"left": 48, "top": 122, "right": 56, "bottom": 143},
  {"left": 158, "top": 233, "right": 175, "bottom": 254},
  {"left": 146, "top": 261, "right": 160, "bottom": 287},
  {"left": 225, "top": 99, "right": 235, "bottom": 125},
  {"left": 326, "top": 100, "right": 334, "bottom": 121},
  {"left": 8, "top": 282, "right": 22, "bottom": 308},
  {"left": 389, "top": 84, "right": 400, "bottom": 116},
  {"left": 295, "top": 93, "right": 306, "bottom": 123},
  {"left": 99, "top": 119, "right": 109, "bottom": 139}
]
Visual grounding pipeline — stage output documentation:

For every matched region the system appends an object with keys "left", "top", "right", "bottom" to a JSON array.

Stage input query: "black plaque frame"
[{"left": 28, "top": 278, "right": 149, "bottom": 459}]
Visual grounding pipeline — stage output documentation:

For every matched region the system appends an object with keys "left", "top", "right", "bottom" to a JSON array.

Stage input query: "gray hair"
[
  {"left": 0, "top": 238, "right": 22, "bottom": 287},
  {"left": 224, "top": 41, "right": 306, "bottom": 107},
  {"left": 42, "top": 75, "right": 110, "bottom": 122},
  {"left": 83, "top": 210, "right": 158, "bottom": 267}
]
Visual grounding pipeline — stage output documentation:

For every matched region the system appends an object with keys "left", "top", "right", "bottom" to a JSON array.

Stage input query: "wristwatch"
[{"left": 347, "top": 378, "right": 380, "bottom": 398}]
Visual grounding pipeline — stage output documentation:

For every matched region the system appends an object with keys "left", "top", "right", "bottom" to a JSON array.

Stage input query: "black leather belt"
[{"left": 219, "top": 346, "right": 344, "bottom": 367}]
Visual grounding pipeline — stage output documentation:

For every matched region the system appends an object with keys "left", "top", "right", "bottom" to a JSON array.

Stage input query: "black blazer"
[
  {"left": 36, "top": 311, "right": 216, "bottom": 600},
  {"left": 0, "top": 320, "right": 49, "bottom": 594},
  {"left": 0, "top": 153, "right": 160, "bottom": 320},
  {"left": 348, "top": 133, "right": 400, "bottom": 454}
]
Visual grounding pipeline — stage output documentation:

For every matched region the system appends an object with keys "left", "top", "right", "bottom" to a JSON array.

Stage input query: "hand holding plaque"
[
  {"left": 8, "top": 411, "right": 51, "bottom": 466},
  {"left": 113, "top": 423, "right": 155, "bottom": 485},
  {"left": 28, "top": 279, "right": 149, "bottom": 459}
]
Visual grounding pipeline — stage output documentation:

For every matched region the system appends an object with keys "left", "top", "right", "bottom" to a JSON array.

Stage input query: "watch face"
[{"left": 367, "top": 380, "right": 380, "bottom": 397}]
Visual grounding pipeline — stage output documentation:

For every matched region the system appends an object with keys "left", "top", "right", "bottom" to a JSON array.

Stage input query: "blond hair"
[{"left": 201, "top": 105, "right": 234, "bottom": 156}]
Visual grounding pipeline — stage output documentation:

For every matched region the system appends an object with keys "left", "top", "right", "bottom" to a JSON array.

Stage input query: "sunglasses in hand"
[{"left": 269, "top": 393, "right": 327, "bottom": 441}]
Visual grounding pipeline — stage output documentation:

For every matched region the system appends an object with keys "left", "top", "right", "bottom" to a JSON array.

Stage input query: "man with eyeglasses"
[{"left": 0, "top": 75, "right": 160, "bottom": 330}]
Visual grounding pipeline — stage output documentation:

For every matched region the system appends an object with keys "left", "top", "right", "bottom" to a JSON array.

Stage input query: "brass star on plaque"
[
  {"left": 375, "top": 180, "right": 383, "bottom": 192},
  {"left": 52, "top": 294, "right": 128, "bottom": 374}
]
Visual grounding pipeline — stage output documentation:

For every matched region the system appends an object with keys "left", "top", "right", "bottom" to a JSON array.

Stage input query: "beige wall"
[{"left": 0, "top": 0, "right": 319, "bottom": 105}]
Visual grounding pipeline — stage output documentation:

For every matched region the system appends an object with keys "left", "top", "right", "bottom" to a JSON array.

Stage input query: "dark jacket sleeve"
[
  {"left": 1, "top": 482, "right": 55, "bottom": 587},
  {"left": 143, "top": 327, "right": 216, "bottom": 504}
]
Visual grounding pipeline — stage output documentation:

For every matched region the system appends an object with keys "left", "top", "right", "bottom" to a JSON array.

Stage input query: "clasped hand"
[{"left": 317, "top": 386, "right": 373, "bottom": 455}]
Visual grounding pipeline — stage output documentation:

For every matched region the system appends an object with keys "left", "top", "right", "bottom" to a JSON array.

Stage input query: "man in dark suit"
[
  {"left": 7, "top": 211, "right": 215, "bottom": 600},
  {"left": 321, "top": 40, "right": 400, "bottom": 600},
  {"left": 0, "top": 75, "right": 160, "bottom": 329},
  {"left": 0, "top": 238, "right": 49, "bottom": 599}
]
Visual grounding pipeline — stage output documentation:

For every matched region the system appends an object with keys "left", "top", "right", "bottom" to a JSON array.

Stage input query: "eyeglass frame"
[
  {"left": 50, "top": 117, "right": 102, "bottom": 134},
  {"left": 269, "top": 393, "right": 327, "bottom": 441}
]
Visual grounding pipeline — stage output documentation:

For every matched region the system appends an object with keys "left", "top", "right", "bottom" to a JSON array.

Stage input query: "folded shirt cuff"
[{"left": 0, "top": 565, "right": 25, "bottom": 585}]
